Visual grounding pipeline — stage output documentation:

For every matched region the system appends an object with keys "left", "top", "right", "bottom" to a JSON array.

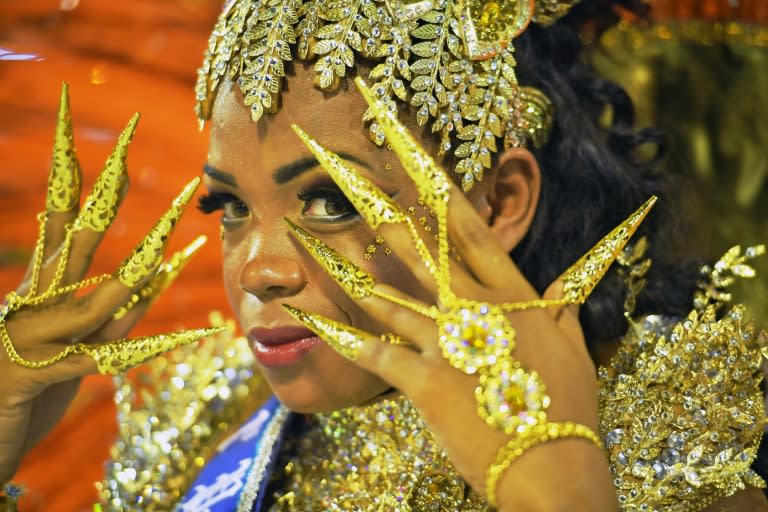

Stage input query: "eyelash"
[
  {"left": 198, "top": 191, "right": 249, "bottom": 230},
  {"left": 296, "top": 183, "right": 358, "bottom": 223},
  {"left": 197, "top": 183, "right": 359, "bottom": 226},
  {"left": 198, "top": 191, "right": 243, "bottom": 215}
]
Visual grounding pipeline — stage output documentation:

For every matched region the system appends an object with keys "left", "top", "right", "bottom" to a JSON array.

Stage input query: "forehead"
[{"left": 207, "top": 64, "right": 379, "bottom": 176}]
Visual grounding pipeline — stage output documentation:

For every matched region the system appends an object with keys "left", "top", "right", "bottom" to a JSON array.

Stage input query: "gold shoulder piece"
[{"left": 600, "top": 245, "right": 768, "bottom": 511}]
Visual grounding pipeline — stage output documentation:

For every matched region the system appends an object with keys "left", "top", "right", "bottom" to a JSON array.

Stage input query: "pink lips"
[{"left": 248, "top": 326, "right": 322, "bottom": 368}]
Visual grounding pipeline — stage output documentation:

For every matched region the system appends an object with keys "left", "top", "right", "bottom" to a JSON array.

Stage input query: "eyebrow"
[
  {"left": 203, "top": 164, "right": 237, "bottom": 186},
  {"left": 203, "top": 152, "right": 373, "bottom": 188},
  {"left": 272, "top": 153, "right": 372, "bottom": 184}
]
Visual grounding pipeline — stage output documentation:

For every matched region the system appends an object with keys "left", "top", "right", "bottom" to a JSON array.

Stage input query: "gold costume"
[
  {"left": 96, "top": 241, "right": 767, "bottom": 511},
  {"left": 2, "top": 0, "right": 767, "bottom": 511}
]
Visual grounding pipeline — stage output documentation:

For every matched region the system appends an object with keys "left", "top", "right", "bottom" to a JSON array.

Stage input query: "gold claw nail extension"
[
  {"left": 82, "top": 326, "right": 226, "bottom": 375},
  {"left": 117, "top": 177, "right": 201, "bottom": 288},
  {"left": 291, "top": 124, "right": 408, "bottom": 229},
  {"left": 284, "top": 218, "right": 375, "bottom": 299},
  {"left": 113, "top": 235, "right": 207, "bottom": 320},
  {"left": 47, "top": 82, "right": 82, "bottom": 213},
  {"left": 2, "top": 319, "right": 223, "bottom": 374},
  {"left": 75, "top": 113, "right": 140, "bottom": 232},
  {"left": 558, "top": 196, "right": 658, "bottom": 305},
  {"left": 284, "top": 217, "right": 436, "bottom": 319},
  {"left": 291, "top": 123, "right": 440, "bottom": 280},
  {"left": 353, "top": 77, "right": 452, "bottom": 206},
  {"left": 282, "top": 304, "right": 369, "bottom": 360},
  {"left": 354, "top": 78, "right": 455, "bottom": 297}
]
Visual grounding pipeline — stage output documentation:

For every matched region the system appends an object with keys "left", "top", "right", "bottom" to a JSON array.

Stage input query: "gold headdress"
[{"left": 195, "top": 0, "right": 579, "bottom": 190}]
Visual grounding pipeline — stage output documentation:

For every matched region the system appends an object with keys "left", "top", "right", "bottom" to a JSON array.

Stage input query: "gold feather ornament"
[{"left": 195, "top": 0, "right": 577, "bottom": 190}]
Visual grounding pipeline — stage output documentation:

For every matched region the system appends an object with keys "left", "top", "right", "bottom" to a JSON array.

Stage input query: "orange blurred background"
[{"left": 0, "top": 0, "right": 766, "bottom": 510}]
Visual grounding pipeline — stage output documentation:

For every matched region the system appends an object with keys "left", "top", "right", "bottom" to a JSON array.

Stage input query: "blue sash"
[{"left": 177, "top": 397, "right": 288, "bottom": 512}]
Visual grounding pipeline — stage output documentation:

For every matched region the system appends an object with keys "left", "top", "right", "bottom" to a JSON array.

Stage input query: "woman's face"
[{"left": 206, "top": 64, "right": 455, "bottom": 413}]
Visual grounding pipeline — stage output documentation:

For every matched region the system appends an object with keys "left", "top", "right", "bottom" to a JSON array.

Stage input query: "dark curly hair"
[
  {"left": 510, "top": 7, "right": 701, "bottom": 349},
  {"left": 508, "top": 0, "right": 768, "bottom": 487}
]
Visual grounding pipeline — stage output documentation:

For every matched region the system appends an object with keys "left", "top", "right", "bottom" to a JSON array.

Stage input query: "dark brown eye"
[
  {"left": 198, "top": 192, "right": 250, "bottom": 229},
  {"left": 297, "top": 186, "right": 357, "bottom": 222}
]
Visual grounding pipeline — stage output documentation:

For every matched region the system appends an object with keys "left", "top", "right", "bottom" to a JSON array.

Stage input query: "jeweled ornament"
[
  {"left": 476, "top": 359, "right": 550, "bottom": 434},
  {"left": 438, "top": 301, "right": 513, "bottom": 374}
]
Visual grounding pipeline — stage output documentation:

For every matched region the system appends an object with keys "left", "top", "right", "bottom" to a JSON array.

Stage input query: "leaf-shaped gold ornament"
[{"left": 195, "top": 0, "right": 561, "bottom": 191}]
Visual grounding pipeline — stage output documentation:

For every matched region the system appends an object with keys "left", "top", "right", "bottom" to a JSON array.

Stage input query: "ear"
[{"left": 466, "top": 148, "right": 541, "bottom": 253}]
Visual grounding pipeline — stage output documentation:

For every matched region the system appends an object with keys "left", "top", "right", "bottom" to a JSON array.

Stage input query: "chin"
[{"left": 258, "top": 349, "right": 391, "bottom": 413}]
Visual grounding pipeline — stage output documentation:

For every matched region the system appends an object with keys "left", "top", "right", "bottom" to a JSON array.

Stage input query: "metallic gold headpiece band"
[{"left": 195, "top": 0, "right": 579, "bottom": 190}]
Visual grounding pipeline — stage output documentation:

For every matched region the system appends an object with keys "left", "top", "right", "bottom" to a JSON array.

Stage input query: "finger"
[
  {"left": 281, "top": 304, "right": 426, "bottom": 395},
  {"left": 18, "top": 85, "right": 82, "bottom": 297},
  {"left": 37, "top": 114, "right": 139, "bottom": 297},
  {"left": 115, "top": 177, "right": 200, "bottom": 288},
  {"left": 355, "top": 337, "right": 431, "bottom": 398},
  {"left": 283, "top": 217, "right": 431, "bottom": 306},
  {"left": 7, "top": 317, "right": 224, "bottom": 379},
  {"left": 283, "top": 220, "right": 439, "bottom": 351},
  {"left": 9, "top": 178, "right": 201, "bottom": 345},
  {"left": 4, "top": 179, "right": 201, "bottom": 374},
  {"left": 358, "top": 283, "right": 439, "bottom": 351},
  {"left": 7, "top": 277, "right": 148, "bottom": 351},
  {"left": 290, "top": 125, "right": 440, "bottom": 297},
  {"left": 552, "top": 196, "right": 657, "bottom": 306},
  {"left": 354, "top": 79, "right": 457, "bottom": 293},
  {"left": 113, "top": 234, "right": 207, "bottom": 320},
  {"left": 42, "top": 83, "right": 82, "bottom": 256},
  {"left": 355, "top": 80, "right": 531, "bottom": 302},
  {"left": 81, "top": 325, "right": 224, "bottom": 375},
  {"left": 446, "top": 187, "right": 529, "bottom": 290},
  {"left": 541, "top": 279, "right": 584, "bottom": 348},
  {"left": 497, "top": 197, "right": 659, "bottom": 315}
]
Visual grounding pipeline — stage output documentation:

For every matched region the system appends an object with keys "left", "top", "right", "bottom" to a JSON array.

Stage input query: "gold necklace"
[{"left": 270, "top": 395, "right": 489, "bottom": 511}]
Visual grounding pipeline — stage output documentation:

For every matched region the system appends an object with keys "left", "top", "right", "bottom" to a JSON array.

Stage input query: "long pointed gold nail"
[
  {"left": 291, "top": 124, "right": 409, "bottom": 229},
  {"left": 354, "top": 77, "right": 452, "bottom": 208},
  {"left": 113, "top": 235, "right": 207, "bottom": 320},
  {"left": 559, "top": 196, "right": 657, "bottom": 305},
  {"left": 82, "top": 326, "right": 226, "bottom": 375},
  {"left": 117, "top": 177, "right": 200, "bottom": 288},
  {"left": 47, "top": 83, "right": 82, "bottom": 213},
  {"left": 284, "top": 218, "right": 375, "bottom": 299},
  {"left": 75, "top": 113, "right": 140, "bottom": 232},
  {"left": 282, "top": 304, "right": 369, "bottom": 360}
]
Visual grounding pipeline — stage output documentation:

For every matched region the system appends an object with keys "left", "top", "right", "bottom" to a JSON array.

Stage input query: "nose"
[{"left": 239, "top": 254, "right": 307, "bottom": 303}]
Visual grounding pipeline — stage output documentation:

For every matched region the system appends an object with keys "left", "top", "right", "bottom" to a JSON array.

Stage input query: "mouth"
[{"left": 247, "top": 326, "right": 323, "bottom": 368}]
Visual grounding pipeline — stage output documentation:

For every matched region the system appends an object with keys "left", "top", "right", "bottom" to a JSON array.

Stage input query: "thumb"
[{"left": 542, "top": 279, "right": 585, "bottom": 349}]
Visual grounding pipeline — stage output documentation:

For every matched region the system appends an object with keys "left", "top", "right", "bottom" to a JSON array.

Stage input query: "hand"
[
  {"left": 0, "top": 85, "right": 217, "bottom": 484},
  {"left": 280, "top": 79, "right": 652, "bottom": 510}
]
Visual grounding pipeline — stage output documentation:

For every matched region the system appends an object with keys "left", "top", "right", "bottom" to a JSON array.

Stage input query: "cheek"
[{"left": 221, "top": 241, "right": 246, "bottom": 318}]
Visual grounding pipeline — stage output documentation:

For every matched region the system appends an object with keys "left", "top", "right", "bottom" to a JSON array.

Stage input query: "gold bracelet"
[{"left": 485, "top": 422, "right": 605, "bottom": 508}]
